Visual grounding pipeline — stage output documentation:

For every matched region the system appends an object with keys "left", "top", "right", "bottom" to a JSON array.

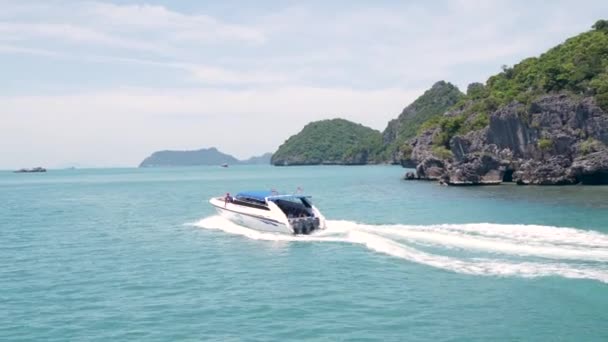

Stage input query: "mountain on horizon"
[{"left": 138, "top": 147, "right": 271, "bottom": 167}]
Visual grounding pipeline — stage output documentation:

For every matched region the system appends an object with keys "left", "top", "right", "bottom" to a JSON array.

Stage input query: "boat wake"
[{"left": 190, "top": 216, "right": 608, "bottom": 284}]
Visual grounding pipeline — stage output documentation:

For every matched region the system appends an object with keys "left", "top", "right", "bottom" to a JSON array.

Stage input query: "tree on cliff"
[{"left": 593, "top": 19, "right": 608, "bottom": 32}]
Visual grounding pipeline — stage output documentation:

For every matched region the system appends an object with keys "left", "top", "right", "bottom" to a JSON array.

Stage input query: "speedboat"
[{"left": 209, "top": 190, "right": 326, "bottom": 235}]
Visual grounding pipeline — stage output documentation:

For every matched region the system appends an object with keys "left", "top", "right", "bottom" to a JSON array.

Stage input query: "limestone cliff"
[{"left": 402, "top": 21, "right": 608, "bottom": 185}]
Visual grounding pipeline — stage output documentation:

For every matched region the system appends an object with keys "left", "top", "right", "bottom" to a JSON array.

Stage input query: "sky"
[{"left": 1, "top": 0, "right": 607, "bottom": 168}]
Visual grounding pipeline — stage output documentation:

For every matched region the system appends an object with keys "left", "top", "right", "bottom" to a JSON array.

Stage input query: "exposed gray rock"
[
  {"left": 487, "top": 103, "right": 538, "bottom": 158},
  {"left": 514, "top": 155, "right": 577, "bottom": 185},
  {"left": 570, "top": 151, "right": 608, "bottom": 184},
  {"left": 410, "top": 128, "right": 437, "bottom": 162},
  {"left": 552, "top": 134, "right": 576, "bottom": 156},
  {"left": 450, "top": 129, "right": 487, "bottom": 161},
  {"left": 408, "top": 93, "right": 608, "bottom": 186},
  {"left": 404, "top": 171, "right": 417, "bottom": 180},
  {"left": 447, "top": 154, "right": 504, "bottom": 185},
  {"left": 450, "top": 136, "right": 471, "bottom": 161},
  {"left": 577, "top": 98, "right": 608, "bottom": 144},
  {"left": 415, "top": 157, "right": 446, "bottom": 180}
]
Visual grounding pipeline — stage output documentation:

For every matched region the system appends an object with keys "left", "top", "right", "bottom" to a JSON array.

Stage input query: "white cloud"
[
  {"left": 0, "top": 43, "right": 290, "bottom": 85},
  {"left": 0, "top": 21, "right": 166, "bottom": 52},
  {"left": 188, "top": 66, "right": 288, "bottom": 84},
  {"left": 0, "top": 1, "right": 264, "bottom": 57},
  {"left": 88, "top": 2, "right": 265, "bottom": 44}
]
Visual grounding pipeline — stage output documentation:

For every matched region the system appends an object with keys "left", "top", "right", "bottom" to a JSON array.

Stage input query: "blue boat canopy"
[
  {"left": 235, "top": 190, "right": 275, "bottom": 201},
  {"left": 235, "top": 190, "right": 309, "bottom": 202}
]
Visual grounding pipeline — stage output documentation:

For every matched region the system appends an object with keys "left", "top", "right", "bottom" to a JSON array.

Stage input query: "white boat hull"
[{"left": 214, "top": 205, "right": 293, "bottom": 234}]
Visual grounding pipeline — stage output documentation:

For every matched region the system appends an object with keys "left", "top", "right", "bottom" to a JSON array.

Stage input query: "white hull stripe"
[{"left": 211, "top": 204, "right": 283, "bottom": 226}]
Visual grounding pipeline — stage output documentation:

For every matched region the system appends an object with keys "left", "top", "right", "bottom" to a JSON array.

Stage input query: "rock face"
[
  {"left": 447, "top": 154, "right": 504, "bottom": 185},
  {"left": 570, "top": 152, "right": 608, "bottom": 184},
  {"left": 487, "top": 103, "right": 537, "bottom": 158},
  {"left": 407, "top": 94, "right": 608, "bottom": 185},
  {"left": 415, "top": 157, "right": 446, "bottom": 181},
  {"left": 515, "top": 156, "right": 577, "bottom": 185}
]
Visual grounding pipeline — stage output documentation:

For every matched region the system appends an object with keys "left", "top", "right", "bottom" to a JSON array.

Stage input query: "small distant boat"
[
  {"left": 220, "top": 163, "right": 229, "bottom": 168},
  {"left": 209, "top": 190, "right": 326, "bottom": 235},
  {"left": 14, "top": 167, "right": 46, "bottom": 173}
]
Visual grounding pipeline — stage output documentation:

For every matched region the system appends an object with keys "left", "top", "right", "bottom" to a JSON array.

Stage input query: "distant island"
[
  {"left": 270, "top": 20, "right": 608, "bottom": 185},
  {"left": 139, "top": 147, "right": 271, "bottom": 167},
  {"left": 14, "top": 167, "right": 47, "bottom": 173},
  {"left": 241, "top": 152, "right": 273, "bottom": 165}
]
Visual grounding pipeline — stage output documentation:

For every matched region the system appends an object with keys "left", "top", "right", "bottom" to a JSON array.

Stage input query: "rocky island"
[
  {"left": 14, "top": 167, "right": 47, "bottom": 173},
  {"left": 399, "top": 20, "right": 608, "bottom": 185},
  {"left": 270, "top": 20, "right": 608, "bottom": 185}
]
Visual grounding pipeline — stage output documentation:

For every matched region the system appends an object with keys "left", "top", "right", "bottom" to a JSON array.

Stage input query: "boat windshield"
[
  {"left": 269, "top": 196, "right": 313, "bottom": 218},
  {"left": 233, "top": 195, "right": 269, "bottom": 210}
]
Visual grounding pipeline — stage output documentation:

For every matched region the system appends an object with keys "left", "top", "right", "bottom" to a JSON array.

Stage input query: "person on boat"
[{"left": 224, "top": 193, "right": 233, "bottom": 206}]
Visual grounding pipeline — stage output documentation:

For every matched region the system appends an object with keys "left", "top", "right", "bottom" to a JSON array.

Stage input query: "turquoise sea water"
[{"left": 2, "top": 165, "right": 608, "bottom": 341}]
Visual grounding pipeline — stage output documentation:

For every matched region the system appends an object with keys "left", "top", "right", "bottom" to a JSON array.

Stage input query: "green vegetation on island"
[
  {"left": 382, "top": 81, "right": 464, "bottom": 162},
  {"left": 271, "top": 119, "right": 384, "bottom": 165}
]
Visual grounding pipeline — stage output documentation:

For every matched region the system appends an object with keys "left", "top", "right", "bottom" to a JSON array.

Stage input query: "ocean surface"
[{"left": 2, "top": 165, "right": 608, "bottom": 341}]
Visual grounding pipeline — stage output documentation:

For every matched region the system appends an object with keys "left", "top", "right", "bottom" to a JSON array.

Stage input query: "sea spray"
[{"left": 191, "top": 216, "right": 608, "bottom": 284}]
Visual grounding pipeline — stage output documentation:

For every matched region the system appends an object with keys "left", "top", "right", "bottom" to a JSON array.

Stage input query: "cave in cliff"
[
  {"left": 502, "top": 169, "right": 514, "bottom": 183},
  {"left": 579, "top": 171, "right": 608, "bottom": 185}
]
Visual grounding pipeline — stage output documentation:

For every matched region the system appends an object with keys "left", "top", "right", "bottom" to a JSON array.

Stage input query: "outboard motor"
[
  {"left": 302, "top": 223, "right": 309, "bottom": 235},
  {"left": 306, "top": 219, "right": 314, "bottom": 234},
  {"left": 290, "top": 216, "right": 321, "bottom": 235},
  {"left": 292, "top": 219, "right": 303, "bottom": 235}
]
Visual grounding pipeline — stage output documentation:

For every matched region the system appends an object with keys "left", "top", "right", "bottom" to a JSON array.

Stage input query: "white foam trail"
[
  {"left": 435, "top": 223, "right": 608, "bottom": 248},
  {"left": 330, "top": 220, "right": 608, "bottom": 248},
  {"left": 190, "top": 216, "right": 608, "bottom": 284},
  {"left": 361, "top": 226, "right": 608, "bottom": 262},
  {"left": 345, "top": 230, "right": 608, "bottom": 283}
]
